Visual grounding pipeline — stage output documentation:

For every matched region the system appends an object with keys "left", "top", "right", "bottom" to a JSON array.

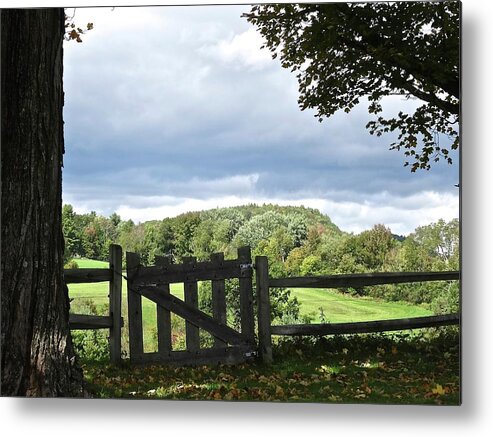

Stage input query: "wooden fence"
[
  {"left": 63, "top": 244, "right": 460, "bottom": 368},
  {"left": 255, "top": 256, "right": 460, "bottom": 364},
  {"left": 65, "top": 244, "right": 123, "bottom": 365}
]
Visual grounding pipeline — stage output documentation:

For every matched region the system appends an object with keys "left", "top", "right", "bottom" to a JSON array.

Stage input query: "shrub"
[
  {"left": 64, "top": 258, "right": 79, "bottom": 269},
  {"left": 70, "top": 298, "right": 110, "bottom": 363},
  {"left": 72, "top": 330, "right": 109, "bottom": 363},
  {"left": 198, "top": 280, "right": 303, "bottom": 329}
]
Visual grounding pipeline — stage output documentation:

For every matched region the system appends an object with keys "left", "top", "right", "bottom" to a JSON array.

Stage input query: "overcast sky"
[{"left": 62, "top": 5, "right": 459, "bottom": 235}]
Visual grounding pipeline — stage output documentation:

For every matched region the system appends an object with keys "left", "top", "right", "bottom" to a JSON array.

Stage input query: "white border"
[{"left": 1, "top": 1, "right": 492, "bottom": 436}]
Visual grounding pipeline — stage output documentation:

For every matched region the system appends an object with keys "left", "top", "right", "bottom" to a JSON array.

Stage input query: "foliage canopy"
[{"left": 244, "top": 1, "right": 460, "bottom": 171}]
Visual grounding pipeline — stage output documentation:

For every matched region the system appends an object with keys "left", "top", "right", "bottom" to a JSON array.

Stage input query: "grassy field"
[
  {"left": 73, "top": 258, "right": 111, "bottom": 269},
  {"left": 291, "top": 288, "right": 432, "bottom": 323}
]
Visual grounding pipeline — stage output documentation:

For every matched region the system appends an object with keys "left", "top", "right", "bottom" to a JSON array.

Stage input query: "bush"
[
  {"left": 70, "top": 298, "right": 110, "bottom": 363},
  {"left": 72, "top": 330, "right": 109, "bottom": 363},
  {"left": 430, "top": 282, "right": 459, "bottom": 314},
  {"left": 64, "top": 258, "right": 79, "bottom": 269}
]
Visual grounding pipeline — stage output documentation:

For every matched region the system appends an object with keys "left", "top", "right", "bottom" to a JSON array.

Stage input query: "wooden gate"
[{"left": 126, "top": 247, "right": 257, "bottom": 366}]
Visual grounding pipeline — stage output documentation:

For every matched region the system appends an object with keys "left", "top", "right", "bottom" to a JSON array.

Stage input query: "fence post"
[
  {"left": 109, "top": 244, "right": 122, "bottom": 365},
  {"left": 126, "top": 251, "right": 144, "bottom": 362},
  {"left": 255, "top": 256, "right": 272, "bottom": 365},
  {"left": 211, "top": 252, "right": 227, "bottom": 348},
  {"left": 238, "top": 246, "right": 255, "bottom": 344},
  {"left": 154, "top": 255, "right": 173, "bottom": 357},
  {"left": 183, "top": 256, "right": 200, "bottom": 352}
]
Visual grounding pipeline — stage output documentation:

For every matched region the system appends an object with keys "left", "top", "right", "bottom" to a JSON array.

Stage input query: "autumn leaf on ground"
[
  {"left": 217, "top": 372, "right": 234, "bottom": 382},
  {"left": 208, "top": 389, "right": 222, "bottom": 400},
  {"left": 431, "top": 384, "right": 447, "bottom": 395},
  {"left": 258, "top": 375, "right": 271, "bottom": 383},
  {"left": 224, "top": 389, "right": 240, "bottom": 401}
]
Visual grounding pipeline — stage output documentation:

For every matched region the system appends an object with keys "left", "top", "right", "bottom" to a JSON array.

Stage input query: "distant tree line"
[{"left": 62, "top": 203, "right": 459, "bottom": 315}]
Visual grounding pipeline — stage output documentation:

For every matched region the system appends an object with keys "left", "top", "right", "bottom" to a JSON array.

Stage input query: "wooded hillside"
[{"left": 62, "top": 203, "right": 459, "bottom": 314}]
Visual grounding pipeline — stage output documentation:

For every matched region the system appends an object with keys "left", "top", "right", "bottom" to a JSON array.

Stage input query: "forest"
[{"left": 62, "top": 203, "right": 459, "bottom": 317}]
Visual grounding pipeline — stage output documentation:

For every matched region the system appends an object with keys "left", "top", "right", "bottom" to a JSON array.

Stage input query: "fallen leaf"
[
  {"left": 275, "top": 386, "right": 285, "bottom": 397},
  {"left": 431, "top": 384, "right": 446, "bottom": 395}
]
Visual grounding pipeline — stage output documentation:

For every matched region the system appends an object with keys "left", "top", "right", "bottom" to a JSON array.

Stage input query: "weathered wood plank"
[
  {"left": 256, "top": 256, "right": 272, "bottom": 365},
  {"left": 238, "top": 246, "right": 255, "bottom": 344},
  {"left": 109, "top": 244, "right": 123, "bottom": 365},
  {"left": 130, "top": 345, "right": 256, "bottom": 367},
  {"left": 154, "top": 255, "right": 172, "bottom": 356},
  {"left": 132, "top": 260, "right": 248, "bottom": 285},
  {"left": 126, "top": 252, "right": 144, "bottom": 362},
  {"left": 269, "top": 271, "right": 460, "bottom": 289},
  {"left": 137, "top": 285, "right": 251, "bottom": 346},
  {"left": 183, "top": 257, "right": 200, "bottom": 352},
  {"left": 270, "top": 313, "right": 460, "bottom": 336},
  {"left": 69, "top": 314, "right": 124, "bottom": 330},
  {"left": 64, "top": 268, "right": 112, "bottom": 284},
  {"left": 211, "top": 253, "right": 227, "bottom": 348}
]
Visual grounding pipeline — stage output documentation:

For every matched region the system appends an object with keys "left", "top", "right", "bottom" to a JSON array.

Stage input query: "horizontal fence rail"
[
  {"left": 64, "top": 268, "right": 112, "bottom": 284},
  {"left": 69, "top": 314, "right": 124, "bottom": 330},
  {"left": 268, "top": 271, "right": 460, "bottom": 289},
  {"left": 129, "top": 346, "right": 255, "bottom": 367},
  {"left": 255, "top": 255, "right": 460, "bottom": 364},
  {"left": 270, "top": 313, "right": 460, "bottom": 336},
  {"left": 131, "top": 259, "right": 252, "bottom": 286}
]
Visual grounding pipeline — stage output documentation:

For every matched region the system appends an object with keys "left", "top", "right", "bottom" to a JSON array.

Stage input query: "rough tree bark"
[{"left": 1, "top": 9, "right": 85, "bottom": 396}]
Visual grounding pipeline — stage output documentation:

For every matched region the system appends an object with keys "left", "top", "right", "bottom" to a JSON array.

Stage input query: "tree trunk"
[{"left": 1, "top": 9, "right": 85, "bottom": 396}]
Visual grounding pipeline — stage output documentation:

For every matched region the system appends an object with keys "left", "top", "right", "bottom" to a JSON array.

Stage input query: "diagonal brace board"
[{"left": 134, "top": 285, "right": 252, "bottom": 347}]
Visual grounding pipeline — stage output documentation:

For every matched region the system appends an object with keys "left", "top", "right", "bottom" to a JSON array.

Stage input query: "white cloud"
[
  {"left": 203, "top": 27, "right": 272, "bottom": 70},
  {"left": 176, "top": 173, "right": 259, "bottom": 195},
  {"left": 110, "top": 189, "right": 458, "bottom": 236},
  {"left": 314, "top": 191, "right": 459, "bottom": 235}
]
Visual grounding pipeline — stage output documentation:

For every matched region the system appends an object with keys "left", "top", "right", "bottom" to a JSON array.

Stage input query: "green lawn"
[
  {"left": 291, "top": 288, "right": 432, "bottom": 323},
  {"left": 73, "top": 258, "right": 110, "bottom": 269}
]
